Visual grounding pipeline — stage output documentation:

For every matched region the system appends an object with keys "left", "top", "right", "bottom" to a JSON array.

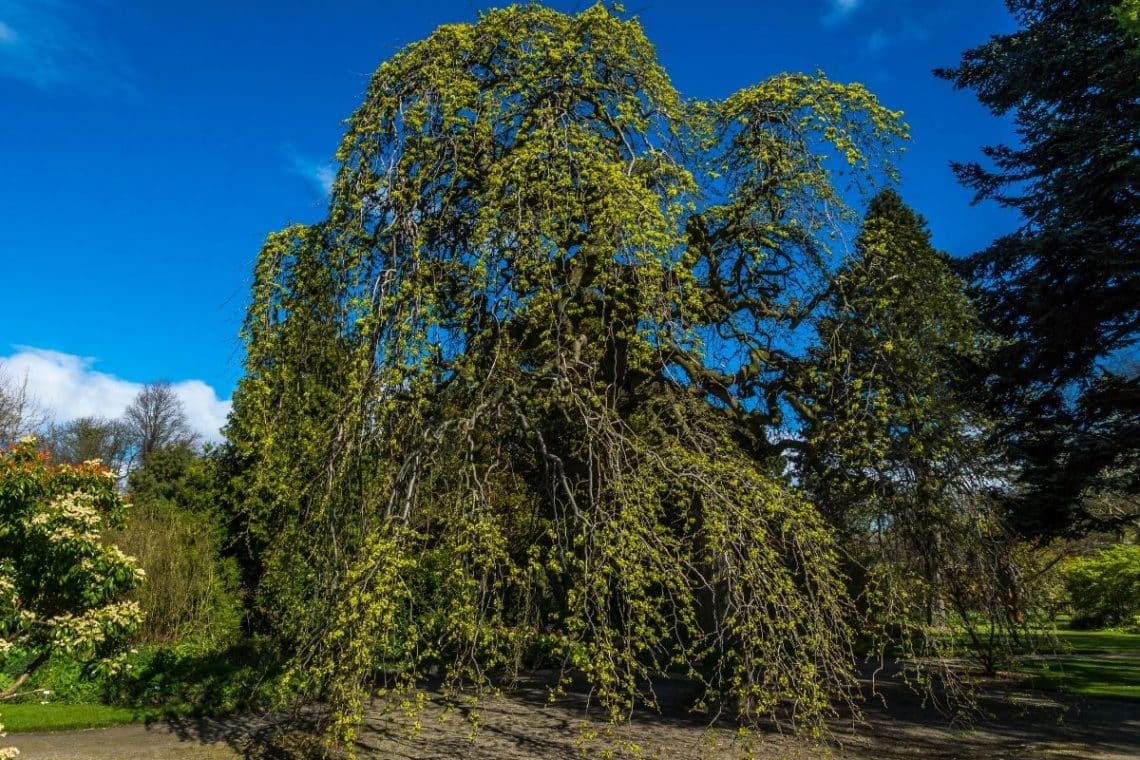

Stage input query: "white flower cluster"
[
  {"left": 48, "top": 601, "right": 144, "bottom": 656},
  {"left": 27, "top": 492, "right": 103, "bottom": 543}
]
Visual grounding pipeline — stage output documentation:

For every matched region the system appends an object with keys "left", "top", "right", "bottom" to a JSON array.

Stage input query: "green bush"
[
  {"left": 107, "top": 444, "right": 245, "bottom": 647},
  {"left": 109, "top": 499, "right": 243, "bottom": 646},
  {"left": 1, "top": 441, "right": 144, "bottom": 700},
  {"left": 5, "top": 653, "right": 106, "bottom": 704},
  {"left": 1062, "top": 544, "right": 1140, "bottom": 629},
  {"left": 104, "top": 639, "right": 282, "bottom": 718}
]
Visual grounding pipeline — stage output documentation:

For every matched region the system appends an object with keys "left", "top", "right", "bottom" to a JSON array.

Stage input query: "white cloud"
[
  {"left": 0, "top": 0, "right": 134, "bottom": 92},
  {"left": 1, "top": 347, "right": 231, "bottom": 443},
  {"left": 285, "top": 151, "right": 336, "bottom": 197}
]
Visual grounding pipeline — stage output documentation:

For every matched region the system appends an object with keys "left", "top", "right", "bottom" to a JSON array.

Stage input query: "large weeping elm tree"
[{"left": 227, "top": 4, "right": 906, "bottom": 749}]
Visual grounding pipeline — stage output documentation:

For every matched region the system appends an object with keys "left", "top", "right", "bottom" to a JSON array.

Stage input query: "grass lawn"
[
  {"left": 1017, "top": 626, "right": 1140, "bottom": 702},
  {"left": 1048, "top": 627, "right": 1140, "bottom": 655},
  {"left": 1020, "top": 655, "right": 1140, "bottom": 702},
  {"left": 0, "top": 703, "right": 150, "bottom": 733}
]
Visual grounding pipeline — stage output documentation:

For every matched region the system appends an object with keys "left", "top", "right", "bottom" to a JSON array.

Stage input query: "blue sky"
[{"left": 0, "top": 0, "right": 1020, "bottom": 437}]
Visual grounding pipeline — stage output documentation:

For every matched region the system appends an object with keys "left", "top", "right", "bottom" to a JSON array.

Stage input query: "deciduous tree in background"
[
  {"left": 48, "top": 416, "right": 132, "bottom": 475},
  {"left": 124, "top": 383, "right": 196, "bottom": 467},
  {"left": 0, "top": 364, "right": 45, "bottom": 448}
]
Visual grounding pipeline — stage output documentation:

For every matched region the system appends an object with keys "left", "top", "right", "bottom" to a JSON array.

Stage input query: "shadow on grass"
[
  {"left": 1022, "top": 655, "right": 1140, "bottom": 701},
  {"left": 108, "top": 639, "right": 283, "bottom": 721},
  {"left": 1050, "top": 628, "right": 1140, "bottom": 655}
]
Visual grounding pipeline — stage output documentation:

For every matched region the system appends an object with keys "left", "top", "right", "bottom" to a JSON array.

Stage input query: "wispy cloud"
[
  {"left": 285, "top": 151, "right": 336, "bottom": 197},
  {"left": 2, "top": 347, "right": 231, "bottom": 443},
  {"left": 863, "top": 28, "right": 890, "bottom": 57},
  {"left": 859, "top": 19, "right": 931, "bottom": 59},
  {"left": 822, "top": 0, "right": 863, "bottom": 26},
  {"left": 0, "top": 0, "right": 134, "bottom": 93}
]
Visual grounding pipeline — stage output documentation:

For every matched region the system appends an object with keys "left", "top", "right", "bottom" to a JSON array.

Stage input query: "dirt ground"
[{"left": 11, "top": 676, "right": 1140, "bottom": 759}]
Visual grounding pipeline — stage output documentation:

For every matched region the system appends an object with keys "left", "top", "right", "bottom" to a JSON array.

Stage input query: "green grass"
[
  {"left": 1012, "top": 624, "right": 1140, "bottom": 702},
  {"left": 1047, "top": 627, "right": 1140, "bottom": 655},
  {"left": 0, "top": 702, "right": 151, "bottom": 733},
  {"left": 925, "top": 621, "right": 1140, "bottom": 702},
  {"left": 1020, "top": 655, "right": 1140, "bottom": 702}
]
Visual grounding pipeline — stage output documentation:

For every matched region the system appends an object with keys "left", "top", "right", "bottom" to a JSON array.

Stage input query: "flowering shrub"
[{"left": 0, "top": 439, "right": 145, "bottom": 705}]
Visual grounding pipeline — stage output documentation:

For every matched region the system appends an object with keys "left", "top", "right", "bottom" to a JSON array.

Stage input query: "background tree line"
[{"left": 0, "top": 377, "right": 242, "bottom": 670}]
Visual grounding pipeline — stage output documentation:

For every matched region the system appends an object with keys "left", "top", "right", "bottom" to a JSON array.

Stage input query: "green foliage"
[
  {"left": 0, "top": 439, "right": 144, "bottom": 699},
  {"left": 1117, "top": 0, "right": 1140, "bottom": 38},
  {"left": 111, "top": 444, "right": 243, "bottom": 646},
  {"left": 109, "top": 502, "right": 242, "bottom": 647},
  {"left": 14, "top": 654, "right": 107, "bottom": 704},
  {"left": 228, "top": 4, "right": 908, "bottom": 750},
  {"left": 937, "top": 0, "right": 1140, "bottom": 536},
  {"left": 106, "top": 639, "right": 282, "bottom": 719},
  {"left": 801, "top": 190, "right": 988, "bottom": 523},
  {"left": 797, "top": 190, "right": 1023, "bottom": 677},
  {"left": 1062, "top": 544, "right": 1140, "bottom": 628}
]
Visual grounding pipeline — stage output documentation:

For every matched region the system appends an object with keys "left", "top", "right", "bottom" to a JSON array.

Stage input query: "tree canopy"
[
  {"left": 124, "top": 383, "right": 197, "bottom": 467},
  {"left": 227, "top": 3, "right": 910, "bottom": 748},
  {"left": 937, "top": 0, "right": 1140, "bottom": 536}
]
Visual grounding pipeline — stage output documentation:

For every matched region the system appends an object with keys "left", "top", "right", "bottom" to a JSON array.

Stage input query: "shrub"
[
  {"left": 1062, "top": 543, "right": 1140, "bottom": 628},
  {"left": 0, "top": 439, "right": 144, "bottom": 700},
  {"left": 105, "top": 638, "right": 282, "bottom": 718},
  {"left": 108, "top": 499, "right": 242, "bottom": 646},
  {"left": 108, "top": 445, "right": 243, "bottom": 647}
]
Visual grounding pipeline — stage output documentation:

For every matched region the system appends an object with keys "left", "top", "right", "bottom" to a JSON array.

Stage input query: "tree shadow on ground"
[
  {"left": 838, "top": 668, "right": 1140, "bottom": 760},
  {"left": 155, "top": 666, "right": 1140, "bottom": 759}
]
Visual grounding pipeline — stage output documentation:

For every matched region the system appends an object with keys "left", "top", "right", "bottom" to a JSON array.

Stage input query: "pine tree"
[{"left": 937, "top": 0, "right": 1140, "bottom": 535}]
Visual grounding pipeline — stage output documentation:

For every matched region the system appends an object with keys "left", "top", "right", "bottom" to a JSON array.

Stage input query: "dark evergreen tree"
[
  {"left": 801, "top": 190, "right": 989, "bottom": 535},
  {"left": 937, "top": 0, "right": 1140, "bottom": 536}
]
